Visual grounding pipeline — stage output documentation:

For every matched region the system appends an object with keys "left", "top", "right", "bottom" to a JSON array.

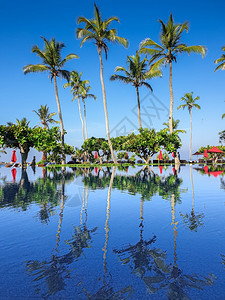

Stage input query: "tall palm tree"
[
  {"left": 163, "top": 118, "right": 186, "bottom": 134},
  {"left": 140, "top": 14, "right": 206, "bottom": 133},
  {"left": 23, "top": 37, "right": 78, "bottom": 164},
  {"left": 178, "top": 92, "right": 200, "bottom": 161},
  {"left": 64, "top": 71, "right": 88, "bottom": 142},
  {"left": 215, "top": 46, "right": 225, "bottom": 120},
  {"left": 214, "top": 45, "right": 225, "bottom": 72},
  {"left": 79, "top": 82, "right": 96, "bottom": 140},
  {"left": 33, "top": 105, "right": 59, "bottom": 128},
  {"left": 76, "top": 4, "right": 128, "bottom": 163},
  {"left": 110, "top": 51, "right": 161, "bottom": 128}
]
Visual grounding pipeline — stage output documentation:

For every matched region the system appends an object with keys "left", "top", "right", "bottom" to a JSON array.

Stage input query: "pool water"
[{"left": 0, "top": 164, "right": 224, "bottom": 299}]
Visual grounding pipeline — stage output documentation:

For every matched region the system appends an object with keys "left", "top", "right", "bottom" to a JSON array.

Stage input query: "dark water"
[{"left": 0, "top": 164, "right": 225, "bottom": 299}]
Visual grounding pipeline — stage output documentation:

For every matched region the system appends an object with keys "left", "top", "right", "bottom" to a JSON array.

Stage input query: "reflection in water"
[
  {"left": 80, "top": 167, "right": 134, "bottom": 299},
  {"left": 114, "top": 196, "right": 165, "bottom": 281},
  {"left": 25, "top": 171, "right": 98, "bottom": 298},
  {"left": 0, "top": 166, "right": 220, "bottom": 299},
  {"left": 0, "top": 168, "right": 75, "bottom": 223},
  {"left": 180, "top": 165, "right": 204, "bottom": 232},
  {"left": 113, "top": 171, "right": 215, "bottom": 298}
]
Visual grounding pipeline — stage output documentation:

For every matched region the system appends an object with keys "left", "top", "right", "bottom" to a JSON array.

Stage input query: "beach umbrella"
[
  {"left": 204, "top": 149, "right": 208, "bottom": 158},
  {"left": 209, "top": 171, "right": 224, "bottom": 177},
  {"left": 208, "top": 147, "right": 224, "bottom": 154},
  {"left": 172, "top": 152, "right": 175, "bottom": 158},
  {"left": 172, "top": 167, "right": 175, "bottom": 176},
  {"left": 159, "top": 165, "right": 163, "bottom": 174},
  {"left": 95, "top": 167, "right": 98, "bottom": 175},
  {"left": 159, "top": 151, "right": 163, "bottom": 160},
  {"left": 204, "top": 166, "right": 208, "bottom": 174},
  {"left": 11, "top": 168, "right": 17, "bottom": 182},
  {"left": 94, "top": 151, "right": 98, "bottom": 159},
  {"left": 193, "top": 151, "right": 201, "bottom": 155},
  {"left": 11, "top": 150, "right": 17, "bottom": 163}
]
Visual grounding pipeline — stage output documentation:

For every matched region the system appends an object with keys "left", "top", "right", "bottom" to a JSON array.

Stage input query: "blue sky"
[{"left": 1, "top": 0, "right": 225, "bottom": 161}]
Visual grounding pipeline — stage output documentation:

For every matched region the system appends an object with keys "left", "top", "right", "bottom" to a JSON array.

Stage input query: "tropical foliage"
[
  {"left": 33, "top": 105, "right": 59, "bottom": 128},
  {"left": 77, "top": 4, "right": 128, "bottom": 163},
  {"left": 178, "top": 92, "right": 200, "bottom": 161},
  {"left": 23, "top": 37, "right": 78, "bottom": 164},
  {"left": 110, "top": 51, "right": 161, "bottom": 128},
  {"left": 140, "top": 14, "right": 206, "bottom": 133}
]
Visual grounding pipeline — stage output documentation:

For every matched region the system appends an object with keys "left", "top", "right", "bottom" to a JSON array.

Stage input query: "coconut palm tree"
[
  {"left": 110, "top": 51, "right": 161, "bottom": 128},
  {"left": 33, "top": 105, "right": 59, "bottom": 128},
  {"left": 214, "top": 45, "right": 225, "bottom": 72},
  {"left": 76, "top": 4, "right": 128, "bottom": 163},
  {"left": 23, "top": 37, "right": 78, "bottom": 164},
  {"left": 162, "top": 118, "right": 186, "bottom": 134},
  {"left": 178, "top": 92, "right": 200, "bottom": 161},
  {"left": 139, "top": 14, "right": 206, "bottom": 133},
  {"left": 64, "top": 71, "right": 88, "bottom": 142},
  {"left": 79, "top": 82, "right": 96, "bottom": 140}
]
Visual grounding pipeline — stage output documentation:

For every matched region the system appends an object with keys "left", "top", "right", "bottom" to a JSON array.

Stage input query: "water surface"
[{"left": 0, "top": 164, "right": 224, "bottom": 299}]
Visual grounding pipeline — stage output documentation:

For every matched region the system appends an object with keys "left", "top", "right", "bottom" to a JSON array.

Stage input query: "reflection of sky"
[{"left": 0, "top": 166, "right": 225, "bottom": 298}]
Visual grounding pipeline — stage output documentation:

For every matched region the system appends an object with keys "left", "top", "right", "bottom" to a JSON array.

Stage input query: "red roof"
[{"left": 208, "top": 147, "right": 223, "bottom": 153}]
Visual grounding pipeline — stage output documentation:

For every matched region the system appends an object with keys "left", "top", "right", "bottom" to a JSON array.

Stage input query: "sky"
[{"left": 0, "top": 0, "right": 225, "bottom": 161}]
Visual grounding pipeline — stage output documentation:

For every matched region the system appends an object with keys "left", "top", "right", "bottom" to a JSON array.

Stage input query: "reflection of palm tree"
[
  {"left": 25, "top": 169, "right": 79, "bottom": 298},
  {"left": 65, "top": 185, "right": 97, "bottom": 259},
  {"left": 80, "top": 167, "right": 134, "bottom": 299},
  {"left": 180, "top": 166, "right": 204, "bottom": 232},
  {"left": 143, "top": 191, "right": 214, "bottom": 297},
  {"left": 114, "top": 196, "right": 166, "bottom": 280}
]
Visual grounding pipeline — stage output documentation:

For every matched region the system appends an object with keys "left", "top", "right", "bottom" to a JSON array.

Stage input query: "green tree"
[
  {"left": 64, "top": 71, "right": 88, "bottom": 142},
  {"left": 110, "top": 51, "right": 161, "bottom": 128},
  {"left": 162, "top": 118, "right": 186, "bottom": 134},
  {"left": 214, "top": 45, "right": 225, "bottom": 72},
  {"left": 23, "top": 37, "right": 78, "bottom": 164},
  {"left": 140, "top": 14, "right": 206, "bottom": 133},
  {"left": 77, "top": 4, "right": 128, "bottom": 163},
  {"left": 80, "top": 82, "right": 96, "bottom": 140},
  {"left": 33, "top": 105, "right": 59, "bottom": 128},
  {"left": 178, "top": 92, "right": 200, "bottom": 161}
]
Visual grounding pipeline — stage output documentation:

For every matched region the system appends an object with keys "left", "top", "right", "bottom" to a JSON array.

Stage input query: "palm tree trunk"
[
  {"left": 55, "top": 169, "right": 65, "bottom": 253},
  {"left": 190, "top": 165, "right": 195, "bottom": 214},
  {"left": 77, "top": 97, "right": 85, "bottom": 142},
  {"left": 97, "top": 47, "right": 117, "bottom": 164},
  {"left": 189, "top": 109, "right": 192, "bottom": 162},
  {"left": 136, "top": 86, "right": 142, "bottom": 129},
  {"left": 169, "top": 61, "right": 174, "bottom": 134},
  {"left": 53, "top": 75, "right": 65, "bottom": 165},
  {"left": 83, "top": 98, "right": 88, "bottom": 140},
  {"left": 103, "top": 166, "right": 116, "bottom": 279}
]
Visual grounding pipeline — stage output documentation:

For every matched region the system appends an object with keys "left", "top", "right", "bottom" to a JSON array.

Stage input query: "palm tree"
[
  {"left": 64, "top": 71, "right": 88, "bottom": 142},
  {"left": 23, "top": 37, "right": 78, "bottom": 164},
  {"left": 214, "top": 45, "right": 225, "bottom": 72},
  {"left": 79, "top": 82, "right": 96, "bottom": 140},
  {"left": 110, "top": 51, "right": 161, "bottom": 128},
  {"left": 178, "top": 92, "right": 200, "bottom": 161},
  {"left": 76, "top": 4, "right": 128, "bottom": 163},
  {"left": 140, "top": 14, "right": 206, "bottom": 133},
  {"left": 162, "top": 118, "right": 186, "bottom": 134},
  {"left": 33, "top": 105, "right": 59, "bottom": 128}
]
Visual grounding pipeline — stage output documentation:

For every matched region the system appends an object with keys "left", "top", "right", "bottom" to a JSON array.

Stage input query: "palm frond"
[
  {"left": 60, "top": 54, "right": 79, "bottom": 67},
  {"left": 110, "top": 74, "right": 132, "bottom": 84},
  {"left": 23, "top": 64, "right": 49, "bottom": 74},
  {"left": 178, "top": 45, "right": 206, "bottom": 57}
]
